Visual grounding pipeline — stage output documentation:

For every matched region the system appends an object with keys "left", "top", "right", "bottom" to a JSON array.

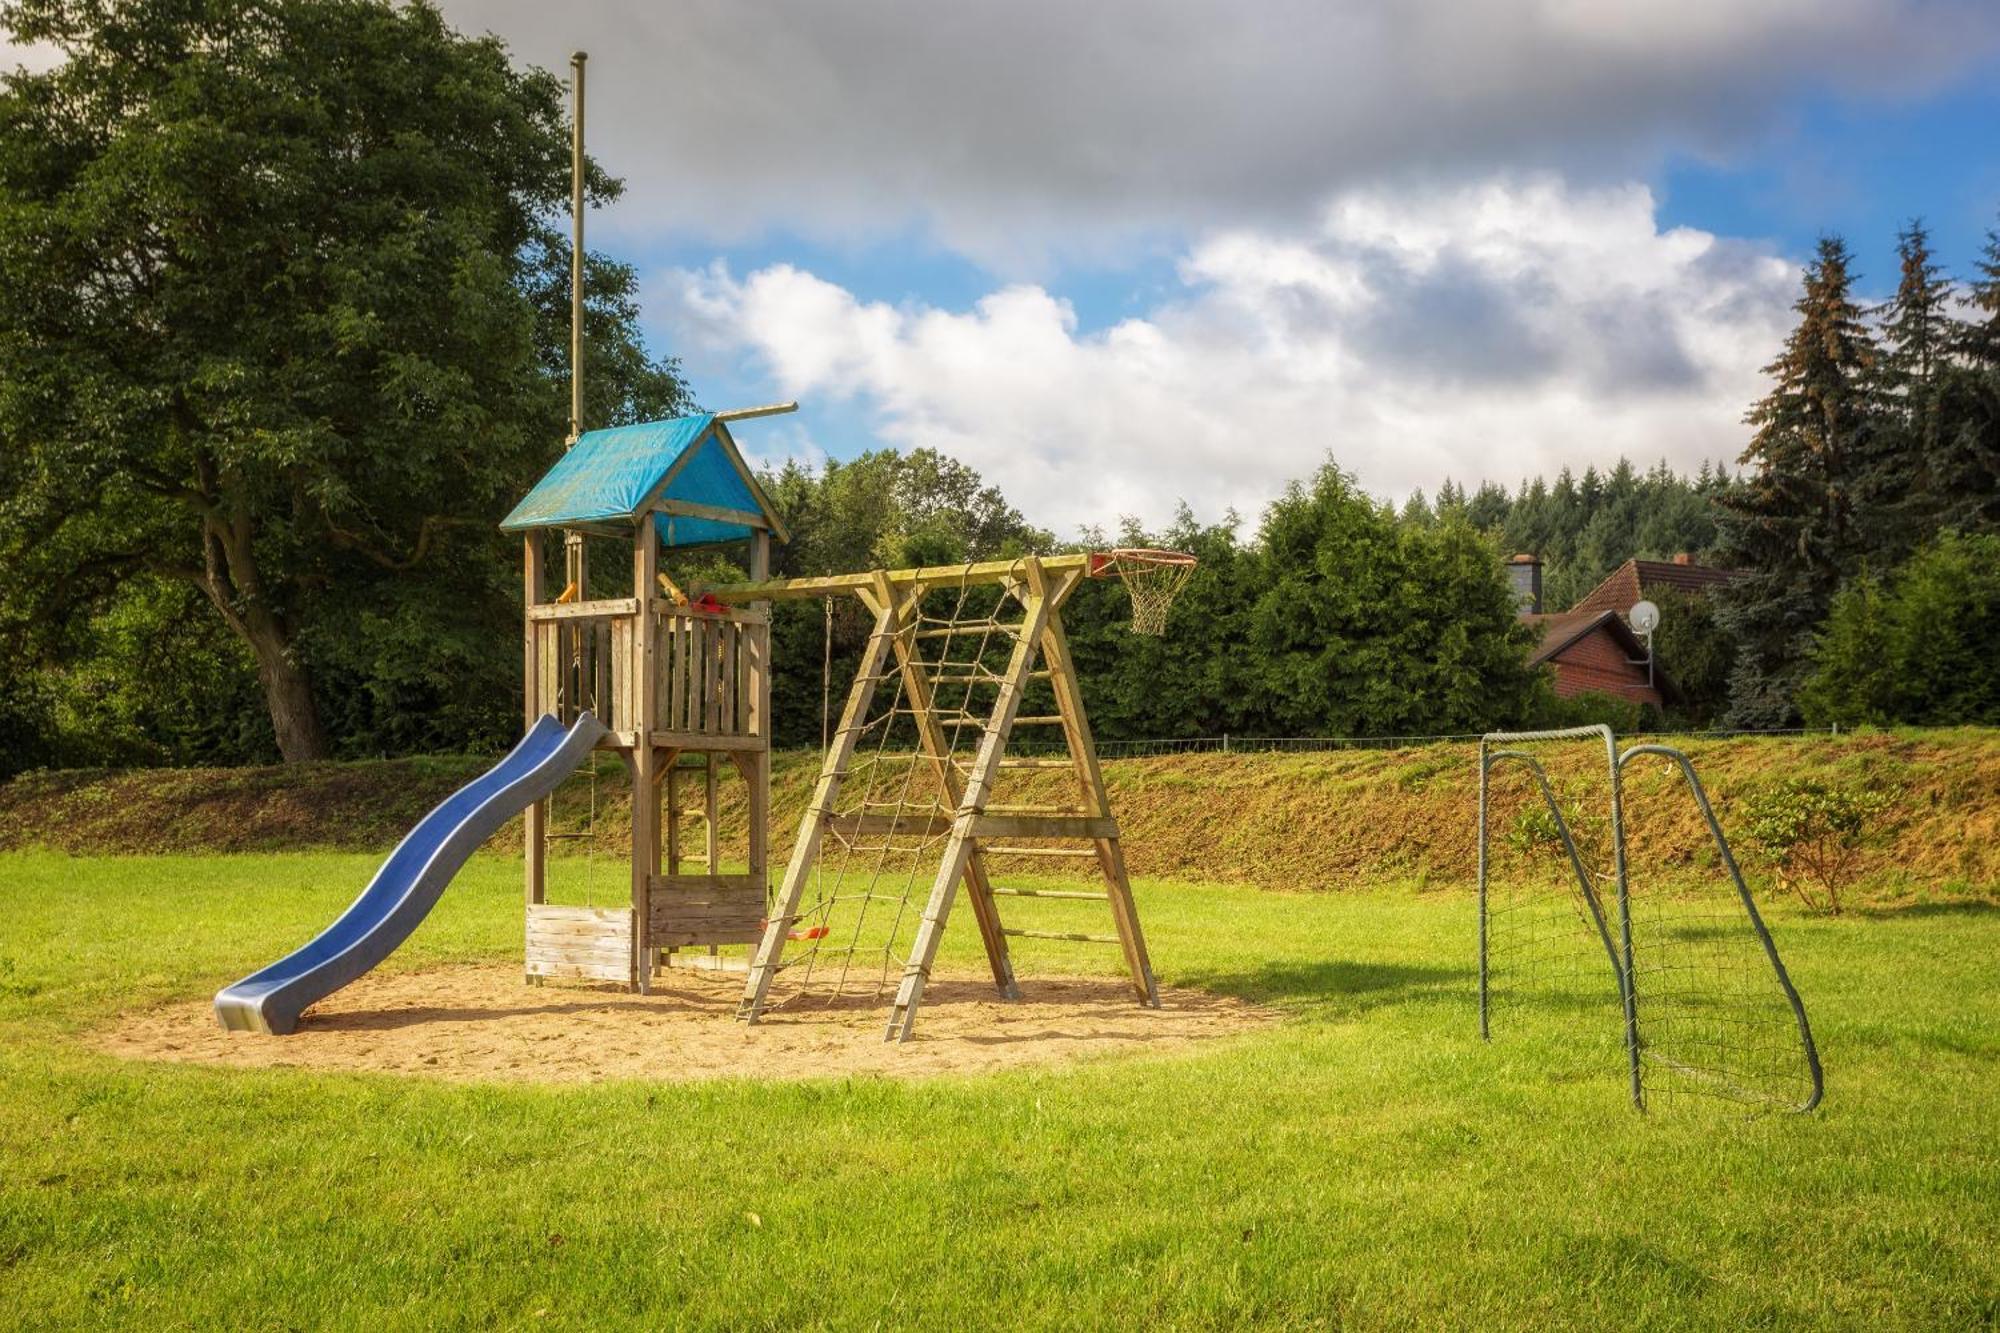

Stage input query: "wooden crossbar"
[
  {"left": 703, "top": 553, "right": 1091, "bottom": 602},
  {"left": 1002, "top": 929, "right": 1121, "bottom": 944}
]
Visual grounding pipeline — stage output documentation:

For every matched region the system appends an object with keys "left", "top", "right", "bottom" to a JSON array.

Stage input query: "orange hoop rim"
[{"left": 1086, "top": 547, "right": 1199, "bottom": 578}]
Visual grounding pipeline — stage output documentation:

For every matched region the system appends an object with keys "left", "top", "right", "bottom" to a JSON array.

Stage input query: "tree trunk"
[
  {"left": 194, "top": 497, "right": 331, "bottom": 763},
  {"left": 240, "top": 613, "right": 330, "bottom": 763}
]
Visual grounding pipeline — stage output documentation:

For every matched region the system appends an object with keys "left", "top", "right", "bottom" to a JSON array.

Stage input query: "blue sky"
[
  {"left": 18, "top": 1, "right": 1996, "bottom": 532},
  {"left": 1657, "top": 80, "right": 2000, "bottom": 278},
  {"left": 614, "top": 25, "right": 2000, "bottom": 529}
]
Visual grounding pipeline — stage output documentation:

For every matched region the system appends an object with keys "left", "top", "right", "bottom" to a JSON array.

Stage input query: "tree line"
[{"left": 2, "top": 0, "right": 1995, "bottom": 776}]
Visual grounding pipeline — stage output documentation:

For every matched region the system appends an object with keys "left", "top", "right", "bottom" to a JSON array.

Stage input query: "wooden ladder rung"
[
  {"left": 995, "top": 758, "right": 1073, "bottom": 770},
  {"left": 981, "top": 845, "right": 1100, "bottom": 858},
  {"left": 989, "top": 888, "right": 1109, "bottom": 901},
  {"left": 1011, "top": 715, "right": 1065, "bottom": 726},
  {"left": 1002, "top": 929, "right": 1121, "bottom": 944},
  {"left": 982, "top": 804, "right": 1088, "bottom": 816},
  {"left": 909, "top": 625, "right": 1007, "bottom": 639}
]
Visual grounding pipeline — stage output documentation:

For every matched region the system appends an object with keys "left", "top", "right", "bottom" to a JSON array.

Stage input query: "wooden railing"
[
  {"left": 527, "top": 599, "right": 636, "bottom": 733},
  {"left": 526, "top": 597, "right": 766, "bottom": 746},
  {"left": 652, "top": 602, "right": 766, "bottom": 744}
]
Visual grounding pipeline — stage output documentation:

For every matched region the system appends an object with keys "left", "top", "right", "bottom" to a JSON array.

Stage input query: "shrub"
[
  {"left": 1802, "top": 531, "right": 2000, "bottom": 727},
  {"left": 1738, "top": 778, "right": 1889, "bottom": 915}
]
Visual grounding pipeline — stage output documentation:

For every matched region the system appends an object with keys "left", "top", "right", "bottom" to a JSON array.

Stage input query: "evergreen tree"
[
  {"left": 1714, "top": 236, "right": 1879, "bottom": 727},
  {"left": 1863, "top": 221, "right": 1960, "bottom": 551},
  {"left": 1928, "top": 218, "right": 2000, "bottom": 532},
  {"left": 1801, "top": 531, "right": 2000, "bottom": 726},
  {"left": 1246, "top": 464, "right": 1540, "bottom": 735}
]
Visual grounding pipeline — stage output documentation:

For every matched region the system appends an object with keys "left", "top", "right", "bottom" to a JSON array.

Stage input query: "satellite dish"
[{"left": 1630, "top": 600, "right": 1660, "bottom": 634}]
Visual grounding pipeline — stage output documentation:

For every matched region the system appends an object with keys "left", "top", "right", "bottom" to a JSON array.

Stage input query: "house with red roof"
[{"left": 1512, "top": 554, "right": 1743, "bottom": 709}]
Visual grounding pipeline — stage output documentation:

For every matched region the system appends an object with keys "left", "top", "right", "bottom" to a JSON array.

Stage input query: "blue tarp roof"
[{"left": 499, "top": 414, "right": 786, "bottom": 548}]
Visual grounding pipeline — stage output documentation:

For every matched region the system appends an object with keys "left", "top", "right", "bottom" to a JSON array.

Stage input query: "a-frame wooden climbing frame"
[{"left": 713, "top": 553, "right": 1163, "bottom": 1042}]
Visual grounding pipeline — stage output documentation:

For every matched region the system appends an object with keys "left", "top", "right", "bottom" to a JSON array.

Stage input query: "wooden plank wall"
[
  {"left": 649, "top": 873, "right": 764, "bottom": 947},
  {"left": 525, "top": 903, "right": 634, "bottom": 983}
]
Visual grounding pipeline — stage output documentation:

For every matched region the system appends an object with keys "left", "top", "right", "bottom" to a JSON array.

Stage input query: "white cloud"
[
  {"left": 426, "top": 0, "right": 2000, "bottom": 267},
  {"left": 666, "top": 177, "right": 1798, "bottom": 533}
]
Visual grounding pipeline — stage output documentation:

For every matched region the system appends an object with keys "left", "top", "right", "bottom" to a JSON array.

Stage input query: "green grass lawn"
[{"left": 1, "top": 850, "right": 1995, "bottom": 1329}]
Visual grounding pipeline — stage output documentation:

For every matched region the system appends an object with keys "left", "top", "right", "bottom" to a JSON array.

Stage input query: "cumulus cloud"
[
  {"left": 430, "top": 0, "right": 2000, "bottom": 265},
  {"left": 665, "top": 177, "right": 1798, "bottom": 533}
]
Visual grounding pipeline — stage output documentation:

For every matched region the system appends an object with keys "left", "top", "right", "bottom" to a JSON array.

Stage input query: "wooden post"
[
  {"left": 1028, "top": 562, "right": 1158, "bottom": 1006},
  {"left": 740, "top": 595, "right": 902, "bottom": 1023},
  {"left": 630, "top": 513, "right": 659, "bottom": 992},
  {"left": 745, "top": 530, "right": 773, "bottom": 955},
  {"left": 568, "top": 50, "right": 587, "bottom": 444},
  {"left": 523, "top": 535, "right": 548, "bottom": 918}
]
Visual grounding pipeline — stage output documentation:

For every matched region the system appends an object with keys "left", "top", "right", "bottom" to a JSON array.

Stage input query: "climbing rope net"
[
  {"left": 1479, "top": 726, "right": 1823, "bottom": 1114},
  {"left": 763, "top": 564, "right": 1054, "bottom": 1007}
]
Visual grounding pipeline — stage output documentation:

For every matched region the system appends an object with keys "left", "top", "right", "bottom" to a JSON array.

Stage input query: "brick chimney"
[
  {"left": 1672, "top": 552, "right": 1692, "bottom": 565},
  {"left": 1506, "top": 553, "right": 1543, "bottom": 614}
]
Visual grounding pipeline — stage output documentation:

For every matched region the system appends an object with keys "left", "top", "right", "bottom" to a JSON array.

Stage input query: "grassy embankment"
[{"left": 5, "top": 729, "right": 1996, "bottom": 903}]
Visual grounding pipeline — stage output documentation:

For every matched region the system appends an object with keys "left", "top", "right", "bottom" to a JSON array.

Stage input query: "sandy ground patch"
[{"left": 96, "top": 964, "right": 1273, "bottom": 1083}]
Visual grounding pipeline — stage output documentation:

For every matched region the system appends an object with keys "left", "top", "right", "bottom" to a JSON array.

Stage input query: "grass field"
[{"left": 2, "top": 851, "right": 1996, "bottom": 1329}]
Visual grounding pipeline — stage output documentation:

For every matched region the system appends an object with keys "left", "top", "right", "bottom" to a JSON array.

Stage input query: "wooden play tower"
[
  {"left": 500, "top": 421, "right": 1194, "bottom": 1038},
  {"left": 502, "top": 406, "right": 796, "bottom": 993}
]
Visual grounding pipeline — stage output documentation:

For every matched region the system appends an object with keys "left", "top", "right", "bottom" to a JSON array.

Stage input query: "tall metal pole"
[
  {"left": 568, "top": 49, "right": 587, "bottom": 445},
  {"left": 563, "top": 51, "right": 588, "bottom": 598}
]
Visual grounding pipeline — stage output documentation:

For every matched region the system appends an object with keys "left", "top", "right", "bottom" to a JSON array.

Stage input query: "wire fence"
[{"left": 1083, "top": 725, "right": 1843, "bottom": 759}]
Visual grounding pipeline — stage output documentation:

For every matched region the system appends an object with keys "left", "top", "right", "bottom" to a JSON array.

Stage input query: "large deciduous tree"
[{"left": 0, "top": 0, "right": 685, "bottom": 761}]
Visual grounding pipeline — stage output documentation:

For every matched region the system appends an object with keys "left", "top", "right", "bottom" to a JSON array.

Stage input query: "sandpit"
[{"left": 97, "top": 964, "right": 1274, "bottom": 1084}]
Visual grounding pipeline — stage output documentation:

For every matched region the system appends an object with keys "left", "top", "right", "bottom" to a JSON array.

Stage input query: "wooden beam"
[
  {"left": 885, "top": 565, "right": 1056, "bottom": 1042},
  {"left": 1026, "top": 560, "right": 1158, "bottom": 1006},
  {"left": 826, "top": 812, "right": 957, "bottom": 839},
  {"left": 874, "top": 572, "right": 1019, "bottom": 1002},
  {"left": 714, "top": 402, "right": 798, "bottom": 423},
  {"left": 655, "top": 498, "right": 770, "bottom": 530},
  {"left": 630, "top": 512, "right": 660, "bottom": 993},
  {"left": 526, "top": 597, "right": 640, "bottom": 622},
  {"left": 968, "top": 814, "right": 1120, "bottom": 840},
  {"left": 704, "top": 552, "right": 1094, "bottom": 603},
  {"left": 523, "top": 535, "right": 547, "bottom": 917},
  {"left": 648, "top": 730, "right": 766, "bottom": 752}
]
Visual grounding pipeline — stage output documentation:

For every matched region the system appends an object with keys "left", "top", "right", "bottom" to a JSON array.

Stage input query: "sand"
[{"left": 96, "top": 964, "right": 1273, "bottom": 1084}]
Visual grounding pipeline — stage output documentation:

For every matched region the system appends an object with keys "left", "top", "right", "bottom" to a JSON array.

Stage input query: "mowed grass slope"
[
  {"left": 1, "top": 852, "right": 1996, "bottom": 1329},
  {"left": 6, "top": 729, "right": 1998, "bottom": 902}
]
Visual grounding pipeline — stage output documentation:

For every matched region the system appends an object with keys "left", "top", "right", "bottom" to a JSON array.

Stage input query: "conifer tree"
[
  {"left": 1863, "top": 221, "right": 1960, "bottom": 550},
  {"left": 1929, "top": 218, "right": 2000, "bottom": 532},
  {"left": 1715, "top": 236, "right": 1879, "bottom": 727}
]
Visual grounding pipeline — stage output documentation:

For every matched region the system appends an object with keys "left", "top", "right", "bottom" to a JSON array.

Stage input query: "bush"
[
  {"left": 1802, "top": 531, "right": 2000, "bottom": 727},
  {"left": 1738, "top": 778, "right": 1889, "bottom": 915}
]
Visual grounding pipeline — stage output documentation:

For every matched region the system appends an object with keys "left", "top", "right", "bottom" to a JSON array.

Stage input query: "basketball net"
[{"left": 1087, "top": 548, "right": 1198, "bottom": 635}]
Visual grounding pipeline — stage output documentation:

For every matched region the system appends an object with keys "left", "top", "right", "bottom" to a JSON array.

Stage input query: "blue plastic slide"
[{"left": 213, "top": 711, "right": 607, "bottom": 1035}]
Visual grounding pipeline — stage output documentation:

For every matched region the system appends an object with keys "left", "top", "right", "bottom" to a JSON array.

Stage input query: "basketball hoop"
[{"left": 1087, "top": 548, "right": 1198, "bottom": 635}]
